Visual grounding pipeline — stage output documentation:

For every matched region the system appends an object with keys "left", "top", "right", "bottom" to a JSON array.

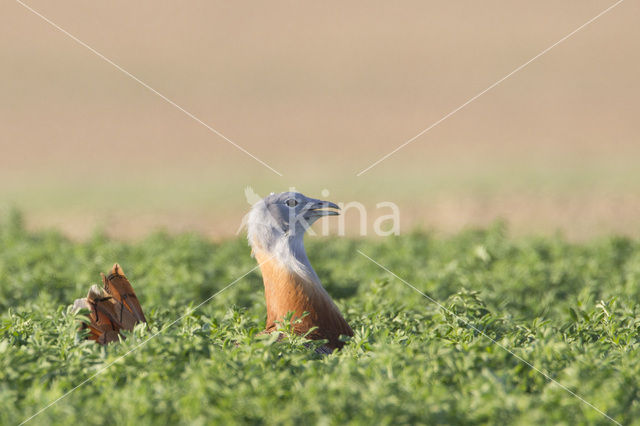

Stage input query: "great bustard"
[{"left": 247, "top": 191, "right": 353, "bottom": 351}]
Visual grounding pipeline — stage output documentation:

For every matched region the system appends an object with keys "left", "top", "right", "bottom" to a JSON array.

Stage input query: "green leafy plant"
[{"left": 1, "top": 218, "right": 639, "bottom": 424}]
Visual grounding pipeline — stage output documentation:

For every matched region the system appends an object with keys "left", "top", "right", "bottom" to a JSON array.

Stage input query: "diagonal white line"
[
  {"left": 357, "top": 249, "right": 621, "bottom": 425},
  {"left": 18, "top": 257, "right": 272, "bottom": 425},
  {"left": 14, "top": 0, "right": 283, "bottom": 177},
  {"left": 356, "top": 0, "right": 625, "bottom": 176}
]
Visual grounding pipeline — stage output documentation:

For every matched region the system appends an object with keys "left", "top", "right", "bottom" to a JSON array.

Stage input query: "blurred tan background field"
[{"left": 1, "top": 0, "right": 639, "bottom": 240}]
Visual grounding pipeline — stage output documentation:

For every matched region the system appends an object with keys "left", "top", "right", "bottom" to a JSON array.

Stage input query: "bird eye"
[{"left": 285, "top": 199, "right": 298, "bottom": 207}]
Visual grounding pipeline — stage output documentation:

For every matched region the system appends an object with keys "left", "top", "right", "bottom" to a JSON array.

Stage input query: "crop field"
[
  {"left": 3, "top": 1, "right": 640, "bottom": 241},
  {"left": 3, "top": 2, "right": 639, "bottom": 425},
  {"left": 2, "top": 211, "right": 639, "bottom": 425}
]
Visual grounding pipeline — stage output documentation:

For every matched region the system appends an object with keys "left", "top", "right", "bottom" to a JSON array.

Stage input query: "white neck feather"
[{"left": 247, "top": 217, "right": 322, "bottom": 287}]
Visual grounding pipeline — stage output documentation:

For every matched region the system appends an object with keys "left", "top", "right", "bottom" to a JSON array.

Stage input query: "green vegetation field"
[{"left": 2, "top": 211, "right": 640, "bottom": 425}]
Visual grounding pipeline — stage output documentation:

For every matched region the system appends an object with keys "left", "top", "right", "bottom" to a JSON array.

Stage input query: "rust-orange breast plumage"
[{"left": 255, "top": 250, "right": 353, "bottom": 350}]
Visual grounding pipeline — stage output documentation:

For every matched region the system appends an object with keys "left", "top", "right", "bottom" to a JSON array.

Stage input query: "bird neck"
[
  {"left": 252, "top": 237, "right": 335, "bottom": 330},
  {"left": 251, "top": 234, "right": 353, "bottom": 350},
  {"left": 253, "top": 232, "right": 320, "bottom": 286}
]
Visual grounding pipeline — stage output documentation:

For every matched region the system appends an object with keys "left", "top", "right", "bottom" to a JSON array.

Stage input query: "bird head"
[{"left": 247, "top": 191, "right": 340, "bottom": 251}]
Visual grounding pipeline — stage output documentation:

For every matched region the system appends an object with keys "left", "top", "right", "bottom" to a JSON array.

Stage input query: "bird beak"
[{"left": 304, "top": 199, "right": 340, "bottom": 219}]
